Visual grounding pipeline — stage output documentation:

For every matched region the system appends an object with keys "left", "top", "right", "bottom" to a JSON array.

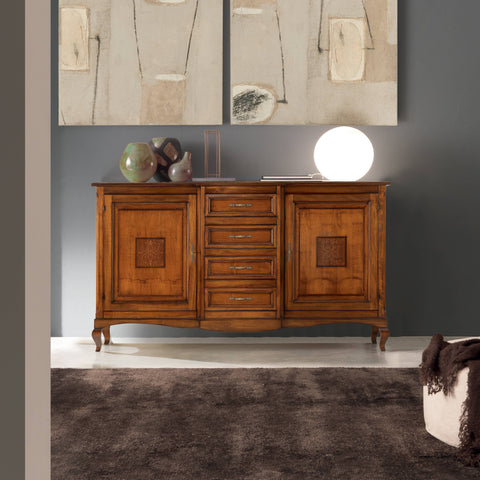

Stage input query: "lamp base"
[{"left": 310, "top": 173, "right": 327, "bottom": 180}]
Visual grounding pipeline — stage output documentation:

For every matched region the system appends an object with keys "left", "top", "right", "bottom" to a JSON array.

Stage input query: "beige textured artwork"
[
  {"left": 59, "top": 7, "right": 90, "bottom": 71},
  {"left": 231, "top": 0, "right": 397, "bottom": 125},
  {"left": 59, "top": 0, "right": 222, "bottom": 125}
]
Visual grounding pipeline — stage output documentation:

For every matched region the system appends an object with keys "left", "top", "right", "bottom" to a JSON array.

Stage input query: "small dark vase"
[
  {"left": 168, "top": 152, "right": 192, "bottom": 182},
  {"left": 149, "top": 137, "right": 183, "bottom": 182}
]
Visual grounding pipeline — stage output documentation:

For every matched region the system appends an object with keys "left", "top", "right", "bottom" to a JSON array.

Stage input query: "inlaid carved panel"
[
  {"left": 316, "top": 236, "right": 346, "bottom": 267},
  {"left": 136, "top": 238, "right": 166, "bottom": 268},
  {"left": 111, "top": 201, "right": 192, "bottom": 302},
  {"left": 284, "top": 194, "right": 379, "bottom": 310}
]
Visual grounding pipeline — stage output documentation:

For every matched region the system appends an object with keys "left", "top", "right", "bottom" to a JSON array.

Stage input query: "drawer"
[
  {"left": 205, "top": 289, "right": 276, "bottom": 310},
  {"left": 206, "top": 194, "right": 276, "bottom": 216},
  {"left": 205, "top": 257, "right": 276, "bottom": 279},
  {"left": 205, "top": 226, "right": 275, "bottom": 248}
]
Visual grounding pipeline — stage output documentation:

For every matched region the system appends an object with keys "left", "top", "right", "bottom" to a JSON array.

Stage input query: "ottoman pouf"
[{"left": 423, "top": 337, "right": 479, "bottom": 447}]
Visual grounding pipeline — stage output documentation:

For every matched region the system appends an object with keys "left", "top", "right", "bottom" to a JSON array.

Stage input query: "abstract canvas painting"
[
  {"left": 59, "top": 0, "right": 222, "bottom": 125},
  {"left": 231, "top": 0, "right": 397, "bottom": 125}
]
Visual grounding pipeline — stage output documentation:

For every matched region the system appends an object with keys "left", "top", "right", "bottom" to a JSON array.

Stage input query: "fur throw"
[{"left": 420, "top": 334, "right": 480, "bottom": 467}]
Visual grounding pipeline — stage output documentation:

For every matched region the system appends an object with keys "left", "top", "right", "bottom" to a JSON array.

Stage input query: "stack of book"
[
  {"left": 191, "top": 177, "right": 236, "bottom": 182},
  {"left": 260, "top": 174, "right": 324, "bottom": 182}
]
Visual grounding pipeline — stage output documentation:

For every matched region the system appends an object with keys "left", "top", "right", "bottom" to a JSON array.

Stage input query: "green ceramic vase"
[{"left": 120, "top": 143, "right": 157, "bottom": 183}]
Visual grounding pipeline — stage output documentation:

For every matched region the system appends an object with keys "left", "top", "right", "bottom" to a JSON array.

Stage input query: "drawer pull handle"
[
  {"left": 229, "top": 297, "right": 253, "bottom": 301},
  {"left": 229, "top": 266, "right": 253, "bottom": 270},
  {"left": 229, "top": 203, "right": 253, "bottom": 207},
  {"left": 229, "top": 234, "right": 252, "bottom": 239}
]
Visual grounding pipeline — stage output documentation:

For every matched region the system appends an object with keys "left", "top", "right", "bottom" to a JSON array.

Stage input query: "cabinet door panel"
[
  {"left": 104, "top": 195, "right": 196, "bottom": 311},
  {"left": 285, "top": 194, "right": 378, "bottom": 311}
]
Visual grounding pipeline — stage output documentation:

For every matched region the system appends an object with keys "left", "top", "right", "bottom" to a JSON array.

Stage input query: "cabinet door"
[
  {"left": 285, "top": 194, "right": 378, "bottom": 311},
  {"left": 103, "top": 194, "right": 196, "bottom": 312}
]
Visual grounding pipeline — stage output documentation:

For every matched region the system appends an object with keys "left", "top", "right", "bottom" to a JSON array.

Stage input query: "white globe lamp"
[{"left": 313, "top": 126, "right": 374, "bottom": 181}]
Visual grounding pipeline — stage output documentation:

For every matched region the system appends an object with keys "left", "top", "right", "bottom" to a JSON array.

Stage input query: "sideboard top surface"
[
  {"left": 92, "top": 181, "right": 390, "bottom": 187},
  {"left": 92, "top": 181, "right": 390, "bottom": 195}
]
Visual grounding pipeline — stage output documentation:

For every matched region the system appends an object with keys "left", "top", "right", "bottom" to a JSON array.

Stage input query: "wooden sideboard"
[{"left": 92, "top": 182, "right": 390, "bottom": 351}]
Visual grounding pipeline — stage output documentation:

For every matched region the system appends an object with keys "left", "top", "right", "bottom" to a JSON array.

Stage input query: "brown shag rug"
[{"left": 51, "top": 368, "right": 479, "bottom": 480}]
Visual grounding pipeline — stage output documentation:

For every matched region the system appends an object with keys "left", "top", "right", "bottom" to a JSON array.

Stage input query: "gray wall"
[
  {"left": 1, "top": 1, "right": 25, "bottom": 477},
  {"left": 52, "top": 1, "right": 480, "bottom": 338}
]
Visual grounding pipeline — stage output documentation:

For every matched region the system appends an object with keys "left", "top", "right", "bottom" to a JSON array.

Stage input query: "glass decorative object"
[
  {"left": 168, "top": 152, "right": 192, "bottom": 182},
  {"left": 149, "top": 137, "right": 183, "bottom": 182},
  {"left": 313, "top": 127, "right": 374, "bottom": 181},
  {"left": 204, "top": 130, "right": 221, "bottom": 178},
  {"left": 119, "top": 143, "right": 157, "bottom": 182}
]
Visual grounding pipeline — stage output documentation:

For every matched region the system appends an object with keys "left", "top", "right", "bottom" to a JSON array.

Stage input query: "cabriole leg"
[
  {"left": 92, "top": 328, "right": 102, "bottom": 352},
  {"left": 102, "top": 326, "right": 111, "bottom": 345},
  {"left": 379, "top": 328, "right": 390, "bottom": 351},
  {"left": 371, "top": 326, "right": 379, "bottom": 344}
]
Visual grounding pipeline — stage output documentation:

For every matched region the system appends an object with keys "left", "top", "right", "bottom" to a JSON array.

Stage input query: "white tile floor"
[{"left": 50, "top": 336, "right": 453, "bottom": 369}]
